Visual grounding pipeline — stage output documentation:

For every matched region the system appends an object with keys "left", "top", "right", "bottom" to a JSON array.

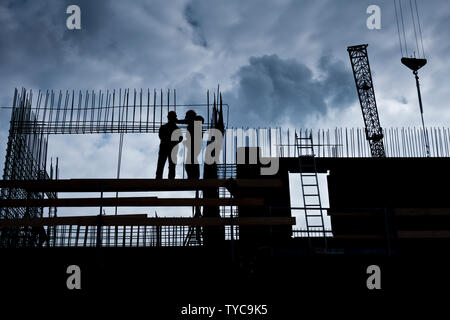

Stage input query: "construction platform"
[{"left": 1, "top": 156, "right": 450, "bottom": 312}]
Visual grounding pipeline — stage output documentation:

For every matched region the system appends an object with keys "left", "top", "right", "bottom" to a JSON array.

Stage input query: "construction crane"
[{"left": 347, "top": 44, "right": 386, "bottom": 158}]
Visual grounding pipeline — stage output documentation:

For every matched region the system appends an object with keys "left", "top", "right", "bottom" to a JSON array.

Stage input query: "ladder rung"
[
  {"left": 303, "top": 184, "right": 318, "bottom": 187},
  {"left": 304, "top": 194, "right": 319, "bottom": 197}
]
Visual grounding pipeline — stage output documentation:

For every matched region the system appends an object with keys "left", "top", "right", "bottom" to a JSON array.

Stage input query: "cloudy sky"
[{"left": 0, "top": 0, "right": 448, "bottom": 216}]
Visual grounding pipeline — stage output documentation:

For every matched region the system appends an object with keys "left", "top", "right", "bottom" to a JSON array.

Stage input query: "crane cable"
[
  {"left": 394, "top": 0, "right": 404, "bottom": 56},
  {"left": 399, "top": 0, "right": 408, "bottom": 57},
  {"left": 394, "top": 0, "right": 426, "bottom": 59},
  {"left": 414, "top": 0, "right": 426, "bottom": 58},
  {"left": 409, "top": 0, "right": 420, "bottom": 58}
]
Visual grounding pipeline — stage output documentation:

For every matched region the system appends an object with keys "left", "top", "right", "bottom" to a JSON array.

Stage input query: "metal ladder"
[{"left": 295, "top": 131, "right": 327, "bottom": 248}]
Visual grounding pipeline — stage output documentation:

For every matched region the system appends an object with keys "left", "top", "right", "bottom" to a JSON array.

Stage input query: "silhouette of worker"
[
  {"left": 178, "top": 110, "right": 204, "bottom": 179},
  {"left": 155, "top": 111, "right": 182, "bottom": 179}
]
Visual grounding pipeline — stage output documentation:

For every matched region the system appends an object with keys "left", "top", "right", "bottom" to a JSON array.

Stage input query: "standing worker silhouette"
[
  {"left": 178, "top": 110, "right": 204, "bottom": 179},
  {"left": 155, "top": 111, "right": 182, "bottom": 179},
  {"left": 178, "top": 110, "right": 204, "bottom": 225}
]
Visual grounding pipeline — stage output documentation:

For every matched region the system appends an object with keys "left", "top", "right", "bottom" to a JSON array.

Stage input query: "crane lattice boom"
[{"left": 347, "top": 44, "right": 386, "bottom": 158}]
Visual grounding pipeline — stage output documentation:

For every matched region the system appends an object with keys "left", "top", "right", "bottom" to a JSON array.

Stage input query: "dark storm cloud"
[
  {"left": 0, "top": 0, "right": 207, "bottom": 107},
  {"left": 0, "top": 0, "right": 183, "bottom": 135},
  {"left": 184, "top": 3, "right": 208, "bottom": 48},
  {"left": 226, "top": 54, "right": 355, "bottom": 126},
  {"left": 0, "top": 0, "right": 130, "bottom": 104},
  {"left": 0, "top": 1, "right": 65, "bottom": 90}
]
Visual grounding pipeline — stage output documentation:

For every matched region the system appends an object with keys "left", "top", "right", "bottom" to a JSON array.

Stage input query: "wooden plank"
[
  {"left": 327, "top": 208, "right": 391, "bottom": 217},
  {"left": 328, "top": 208, "right": 450, "bottom": 217},
  {"left": 395, "top": 208, "right": 450, "bottom": 216},
  {"left": 0, "top": 197, "right": 264, "bottom": 208},
  {"left": 332, "top": 234, "right": 385, "bottom": 239},
  {"left": 327, "top": 210, "right": 382, "bottom": 217},
  {"left": 0, "top": 178, "right": 283, "bottom": 193},
  {"left": 398, "top": 231, "right": 450, "bottom": 238},
  {"left": 0, "top": 216, "right": 295, "bottom": 228},
  {"left": 332, "top": 231, "right": 450, "bottom": 239}
]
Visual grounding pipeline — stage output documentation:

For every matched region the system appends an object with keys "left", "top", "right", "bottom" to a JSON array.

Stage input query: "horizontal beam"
[
  {"left": 0, "top": 197, "right": 264, "bottom": 208},
  {"left": 0, "top": 178, "right": 283, "bottom": 193},
  {"left": 328, "top": 208, "right": 450, "bottom": 217},
  {"left": 327, "top": 209, "right": 385, "bottom": 217},
  {"left": 332, "top": 234, "right": 385, "bottom": 239},
  {"left": 394, "top": 208, "right": 450, "bottom": 216},
  {"left": 0, "top": 215, "right": 295, "bottom": 227},
  {"left": 333, "top": 231, "right": 450, "bottom": 239},
  {"left": 398, "top": 231, "right": 450, "bottom": 238}
]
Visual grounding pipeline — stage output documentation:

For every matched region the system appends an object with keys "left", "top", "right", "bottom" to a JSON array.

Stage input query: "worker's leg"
[
  {"left": 168, "top": 144, "right": 178, "bottom": 179},
  {"left": 168, "top": 156, "right": 176, "bottom": 179},
  {"left": 185, "top": 164, "right": 193, "bottom": 179},
  {"left": 185, "top": 147, "right": 195, "bottom": 179},
  {"left": 187, "top": 149, "right": 200, "bottom": 179},
  {"left": 193, "top": 149, "right": 201, "bottom": 179},
  {"left": 155, "top": 146, "right": 167, "bottom": 179},
  {"left": 192, "top": 164, "right": 200, "bottom": 179}
]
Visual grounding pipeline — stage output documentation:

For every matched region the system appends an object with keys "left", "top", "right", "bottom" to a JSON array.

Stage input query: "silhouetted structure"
[
  {"left": 1, "top": 87, "right": 450, "bottom": 251},
  {"left": 1, "top": 87, "right": 450, "bottom": 308}
]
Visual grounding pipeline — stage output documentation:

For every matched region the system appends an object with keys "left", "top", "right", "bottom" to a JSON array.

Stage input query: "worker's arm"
[
  {"left": 195, "top": 116, "right": 204, "bottom": 124},
  {"left": 175, "top": 126, "right": 183, "bottom": 143},
  {"left": 158, "top": 125, "right": 166, "bottom": 140}
]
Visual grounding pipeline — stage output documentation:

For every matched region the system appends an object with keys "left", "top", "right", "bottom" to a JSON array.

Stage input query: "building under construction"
[{"left": 1, "top": 46, "right": 449, "bottom": 313}]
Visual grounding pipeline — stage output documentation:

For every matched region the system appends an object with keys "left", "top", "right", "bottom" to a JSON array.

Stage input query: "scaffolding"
[{"left": 0, "top": 87, "right": 228, "bottom": 247}]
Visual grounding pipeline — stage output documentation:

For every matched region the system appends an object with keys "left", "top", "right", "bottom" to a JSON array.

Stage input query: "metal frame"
[{"left": 5, "top": 89, "right": 229, "bottom": 135}]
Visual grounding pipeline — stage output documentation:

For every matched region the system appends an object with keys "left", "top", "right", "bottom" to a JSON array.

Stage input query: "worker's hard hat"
[
  {"left": 186, "top": 110, "right": 196, "bottom": 118},
  {"left": 167, "top": 111, "right": 177, "bottom": 120}
]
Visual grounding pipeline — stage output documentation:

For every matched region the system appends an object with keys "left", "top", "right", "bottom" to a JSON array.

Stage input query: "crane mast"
[{"left": 347, "top": 44, "right": 386, "bottom": 158}]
